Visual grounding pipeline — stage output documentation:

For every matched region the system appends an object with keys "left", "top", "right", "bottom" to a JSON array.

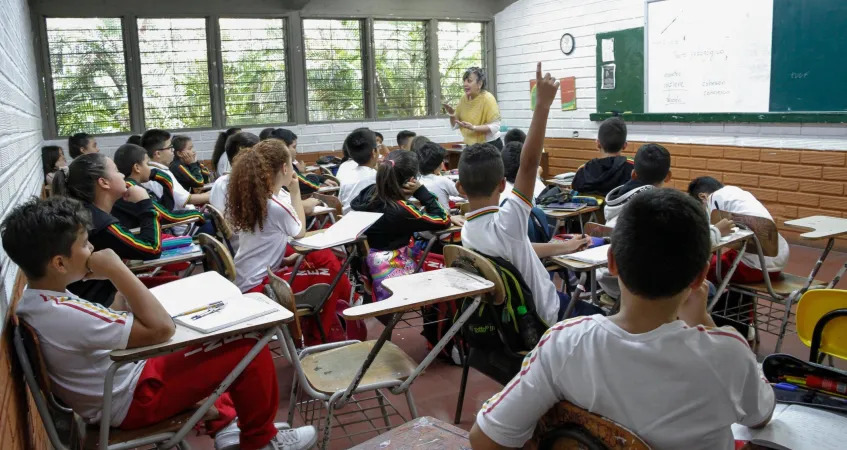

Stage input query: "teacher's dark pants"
[{"left": 488, "top": 137, "right": 503, "bottom": 150}]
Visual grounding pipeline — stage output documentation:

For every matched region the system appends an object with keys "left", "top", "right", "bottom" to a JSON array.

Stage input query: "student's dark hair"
[
  {"left": 396, "top": 130, "right": 416, "bottom": 148},
  {"left": 503, "top": 128, "right": 526, "bottom": 145},
  {"left": 372, "top": 150, "right": 419, "bottom": 209},
  {"left": 227, "top": 139, "right": 291, "bottom": 232},
  {"left": 409, "top": 135, "right": 431, "bottom": 153},
  {"left": 68, "top": 132, "right": 91, "bottom": 158},
  {"left": 172, "top": 135, "right": 192, "bottom": 154},
  {"left": 212, "top": 127, "right": 242, "bottom": 168},
  {"left": 611, "top": 189, "right": 711, "bottom": 299},
  {"left": 463, "top": 66, "right": 487, "bottom": 90},
  {"left": 140, "top": 129, "right": 171, "bottom": 157},
  {"left": 1, "top": 197, "right": 92, "bottom": 279},
  {"left": 687, "top": 176, "right": 725, "bottom": 199},
  {"left": 415, "top": 142, "right": 446, "bottom": 174},
  {"left": 458, "top": 143, "right": 504, "bottom": 197},
  {"left": 345, "top": 128, "right": 378, "bottom": 165},
  {"left": 113, "top": 144, "right": 147, "bottom": 177},
  {"left": 269, "top": 128, "right": 297, "bottom": 146},
  {"left": 41, "top": 146, "right": 63, "bottom": 176},
  {"left": 259, "top": 127, "right": 275, "bottom": 140},
  {"left": 225, "top": 132, "right": 260, "bottom": 166},
  {"left": 634, "top": 143, "right": 671, "bottom": 185},
  {"left": 597, "top": 117, "right": 627, "bottom": 153},
  {"left": 51, "top": 153, "right": 110, "bottom": 203},
  {"left": 501, "top": 141, "right": 523, "bottom": 184},
  {"left": 127, "top": 135, "right": 142, "bottom": 146},
  {"left": 374, "top": 131, "right": 384, "bottom": 141}
]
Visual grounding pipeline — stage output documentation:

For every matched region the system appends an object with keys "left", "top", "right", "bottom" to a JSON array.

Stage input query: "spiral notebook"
[
  {"left": 731, "top": 403, "right": 846, "bottom": 450},
  {"left": 150, "top": 272, "right": 278, "bottom": 333}
]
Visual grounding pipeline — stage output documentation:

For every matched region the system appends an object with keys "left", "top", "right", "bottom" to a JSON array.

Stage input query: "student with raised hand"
[
  {"left": 212, "top": 127, "right": 242, "bottom": 176},
  {"left": 351, "top": 150, "right": 451, "bottom": 301},
  {"left": 169, "top": 135, "right": 211, "bottom": 190},
  {"left": 140, "top": 129, "right": 210, "bottom": 207},
  {"left": 338, "top": 128, "right": 379, "bottom": 213},
  {"left": 470, "top": 189, "right": 775, "bottom": 450},
  {"left": 459, "top": 63, "right": 591, "bottom": 327},
  {"left": 68, "top": 132, "right": 99, "bottom": 159},
  {"left": 3, "top": 197, "right": 317, "bottom": 450},
  {"left": 571, "top": 117, "right": 633, "bottom": 196},
  {"left": 51, "top": 153, "right": 162, "bottom": 306},
  {"left": 42, "top": 145, "right": 68, "bottom": 185}
]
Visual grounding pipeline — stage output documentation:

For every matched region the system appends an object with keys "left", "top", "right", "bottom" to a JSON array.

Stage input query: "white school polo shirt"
[
  {"left": 498, "top": 179, "right": 545, "bottom": 206},
  {"left": 419, "top": 173, "right": 460, "bottom": 209},
  {"left": 16, "top": 289, "right": 143, "bottom": 426},
  {"left": 338, "top": 165, "right": 377, "bottom": 214},
  {"left": 144, "top": 161, "right": 192, "bottom": 209},
  {"left": 234, "top": 190, "right": 302, "bottom": 291},
  {"left": 476, "top": 315, "right": 775, "bottom": 450},
  {"left": 461, "top": 188, "right": 559, "bottom": 325}
]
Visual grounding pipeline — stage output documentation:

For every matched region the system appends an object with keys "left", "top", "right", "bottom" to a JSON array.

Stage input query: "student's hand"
[
  {"left": 85, "top": 249, "right": 124, "bottom": 280},
  {"left": 287, "top": 174, "right": 301, "bottom": 194},
  {"left": 124, "top": 185, "right": 150, "bottom": 203},
  {"left": 323, "top": 178, "right": 338, "bottom": 187},
  {"left": 402, "top": 179, "right": 422, "bottom": 197},
  {"left": 442, "top": 103, "right": 455, "bottom": 116},
  {"left": 716, "top": 218, "right": 734, "bottom": 237},
  {"left": 559, "top": 234, "right": 592, "bottom": 254},
  {"left": 535, "top": 62, "right": 560, "bottom": 110},
  {"left": 450, "top": 215, "right": 466, "bottom": 227},
  {"left": 678, "top": 280, "right": 715, "bottom": 327}
]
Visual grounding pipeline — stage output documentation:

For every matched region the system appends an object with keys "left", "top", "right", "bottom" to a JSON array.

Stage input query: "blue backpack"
[{"left": 500, "top": 198, "right": 553, "bottom": 243}]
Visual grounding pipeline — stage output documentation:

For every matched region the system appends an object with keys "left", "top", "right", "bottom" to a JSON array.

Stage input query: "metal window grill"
[
  {"left": 138, "top": 18, "right": 212, "bottom": 129},
  {"left": 437, "top": 21, "right": 484, "bottom": 106},
  {"left": 45, "top": 18, "right": 131, "bottom": 136},
  {"left": 373, "top": 20, "right": 428, "bottom": 119},
  {"left": 303, "top": 19, "right": 365, "bottom": 122},
  {"left": 220, "top": 18, "right": 288, "bottom": 126}
]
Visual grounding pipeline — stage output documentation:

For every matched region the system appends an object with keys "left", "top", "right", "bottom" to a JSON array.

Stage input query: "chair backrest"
[
  {"left": 585, "top": 222, "right": 613, "bottom": 239},
  {"left": 443, "top": 245, "right": 506, "bottom": 305},
  {"left": 322, "top": 173, "right": 340, "bottom": 186},
  {"left": 264, "top": 267, "right": 304, "bottom": 342},
  {"left": 459, "top": 202, "right": 471, "bottom": 215},
  {"left": 796, "top": 289, "right": 847, "bottom": 362},
  {"left": 531, "top": 400, "right": 650, "bottom": 450},
  {"left": 710, "top": 210, "right": 779, "bottom": 257},
  {"left": 204, "top": 204, "right": 234, "bottom": 241},
  {"left": 312, "top": 192, "right": 343, "bottom": 218},
  {"left": 197, "top": 233, "right": 237, "bottom": 282}
]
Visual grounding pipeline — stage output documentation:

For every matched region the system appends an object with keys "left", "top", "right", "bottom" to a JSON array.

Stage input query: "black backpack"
[{"left": 535, "top": 185, "right": 572, "bottom": 207}]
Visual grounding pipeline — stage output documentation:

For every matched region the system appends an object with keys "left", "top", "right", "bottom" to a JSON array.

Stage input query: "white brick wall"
[
  {"left": 494, "top": 0, "right": 847, "bottom": 151},
  {"left": 0, "top": 0, "right": 44, "bottom": 319},
  {"left": 44, "top": 118, "right": 463, "bottom": 160}
]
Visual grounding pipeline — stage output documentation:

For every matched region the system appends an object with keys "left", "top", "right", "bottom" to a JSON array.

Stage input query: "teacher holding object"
[{"left": 443, "top": 67, "right": 503, "bottom": 149}]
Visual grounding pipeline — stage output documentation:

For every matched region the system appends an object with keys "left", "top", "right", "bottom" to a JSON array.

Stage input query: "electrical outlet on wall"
[{"left": 572, "top": 131, "right": 579, "bottom": 138}]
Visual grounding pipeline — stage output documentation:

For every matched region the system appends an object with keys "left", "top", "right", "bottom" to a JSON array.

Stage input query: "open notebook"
[
  {"left": 291, "top": 211, "right": 382, "bottom": 250},
  {"left": 560, "top": 244, "right": 610, "bottom": 264},
  {"left": 150, "top": 272, "right": 278, "bottom": 333},
  {"left": 731, "top": 403, "right": 846, "bottom": 450}
]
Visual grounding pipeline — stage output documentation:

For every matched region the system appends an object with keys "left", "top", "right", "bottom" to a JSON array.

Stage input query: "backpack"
[
  {"left": 500, "top": 198, "right": 553, "bottom": 244},
  {"left": 536, "top": 185, "right": 572, "bottom": 207},
  {"left": 451, "top": 253, "right": 547, "bottom": 353},
  {"left": 316, "top": 155, "right": 342, "bottom": 165}
]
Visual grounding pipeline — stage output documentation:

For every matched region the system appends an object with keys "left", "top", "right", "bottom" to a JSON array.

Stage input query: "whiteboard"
[{"left": 646, "top": 0, "right": 773, "bottom": 113}]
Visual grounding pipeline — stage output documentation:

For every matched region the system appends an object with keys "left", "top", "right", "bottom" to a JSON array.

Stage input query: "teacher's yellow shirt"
[{"left": 456, "top": 91, "right": 501, "bottom": 145}]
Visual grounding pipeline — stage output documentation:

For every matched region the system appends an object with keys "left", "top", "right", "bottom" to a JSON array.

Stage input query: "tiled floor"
[{"left": 186, "top": 243, "right": 847, "bottom": 449}]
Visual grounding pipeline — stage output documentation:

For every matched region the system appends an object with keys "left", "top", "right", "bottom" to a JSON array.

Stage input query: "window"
[
  {"left": 303, "top": 19, "right": 364, "bottom": 121},
  {"left": 220, "top": 18, "right": 288, "bottom": 126},
  {"left": 45, "top": 18, "right": 130, "bottom": 136},
  {"left": 373, "top": 21, "right": 428, "bottom": 118},
  {"left": 437, "top": 21, "right": 484, "bottom": 106},
  {"left": 137, "top": 18, "right": 212, "bottom": 129}
]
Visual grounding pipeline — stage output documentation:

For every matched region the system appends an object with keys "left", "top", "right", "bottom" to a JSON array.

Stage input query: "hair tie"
[{"left": 383, "top": 159, "right": 395, "bottom": 167}]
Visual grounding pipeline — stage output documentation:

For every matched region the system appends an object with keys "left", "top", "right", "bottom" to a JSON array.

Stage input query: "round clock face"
[{"left": 560, "top": 33, "right": 575, "bottom": 55}]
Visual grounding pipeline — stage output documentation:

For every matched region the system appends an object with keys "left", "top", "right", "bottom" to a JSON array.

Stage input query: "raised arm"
[{"left": 514, "top": 63, "right": 558, "bottom": 199}]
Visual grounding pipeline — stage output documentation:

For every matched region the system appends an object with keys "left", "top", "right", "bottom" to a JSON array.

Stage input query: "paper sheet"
[
  {"left": 601, "top": 38, "right": 615, "bottom": 62},
  {"left": 731, "top": 404, "right": 846, "bottom": 450}
]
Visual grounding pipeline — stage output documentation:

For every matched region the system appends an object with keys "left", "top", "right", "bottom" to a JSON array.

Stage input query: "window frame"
[{"left": 36, "top": 13, "right": 492, "bottom": 138}]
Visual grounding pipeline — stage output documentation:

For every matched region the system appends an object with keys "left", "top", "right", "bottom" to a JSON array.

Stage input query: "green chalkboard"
[
  {"left": 595, "top": 27, "right": 644, "bottom": 114},
  {"left": 770, "top": 0, "right": 847, "bottom": 112}
]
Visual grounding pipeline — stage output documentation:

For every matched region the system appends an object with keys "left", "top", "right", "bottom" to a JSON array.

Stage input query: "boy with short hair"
[
  {"left": 3, "top": 197, "right": 316, "bottom": 449},
  {"left": 140, "top": 129, "right": 210, "bottom": 207},
  {"left": 374, "top": 131, "right": 389, "bottom": 158},
  {"left": 68, "top": 132, "right": 99, "bottom": 159},
  {"left": 338, "top": 128, "right": 379, "bottom": 213},
  {"left": 415, "top": 142, "right": 462, "bottom": 210},
  {"left": 502, "top": 128, "right": 526, "bottom": 145},
  {"left": 688, "top": 176, "right": 790, "bottom": 283},
  {"left": 499, "top": 141, "right": 546, "bottom": 205},
  {"left": 459, "top": 63, "right": 591, "bottom": 327},
  {"left": 571, "top": 117, "right": 633, "bottom": 196},
  {"left": 396, "top": 130, "right": 416, "bottom": 150},
  {"left": 470, "top": 189, "right": 775, "bottom": 450}
]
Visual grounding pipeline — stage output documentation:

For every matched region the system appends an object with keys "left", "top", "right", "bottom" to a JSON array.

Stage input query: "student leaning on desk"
[{"left": 3, "top": 197, "right": 317, "bottom": 450}]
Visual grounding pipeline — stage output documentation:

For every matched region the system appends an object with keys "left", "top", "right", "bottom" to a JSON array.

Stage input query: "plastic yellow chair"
[{"left": 796, "top": 289, "right": 847, "bottom": 363}]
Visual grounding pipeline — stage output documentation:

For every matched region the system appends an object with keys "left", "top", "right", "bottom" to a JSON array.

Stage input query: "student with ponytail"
[
  {"left": 350, "top": 150, "right": 451, "bottom": 301},
  {"left": 52, "top": 153, "right": 162, "bottom": 306},
  {"left": 212, "top": 127, "right": 242, "bottom": 176},
  {"left": 227, "top": 139, "right": 353, "bottom": 343}
]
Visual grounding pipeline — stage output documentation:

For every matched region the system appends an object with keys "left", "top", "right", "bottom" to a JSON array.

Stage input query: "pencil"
[{"left": 172, "top": 301, "right": 225, "bottom": 318}]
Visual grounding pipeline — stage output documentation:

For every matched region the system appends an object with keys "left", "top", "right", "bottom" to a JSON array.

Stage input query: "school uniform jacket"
[
  {"left": 350, "top": 184, "right": 450, "bottom": 250},
  {"left": 294, "top": 164, "right": 323, "bottom": 195},
  {"left": 169, "top": 160, "right": 211, "bottom": 190},
  {"left": 67, "top": 201, "right": 163, "bottom": 306},
  {"left": 113, "top": 176, "right": 204, "bottom": 227}
]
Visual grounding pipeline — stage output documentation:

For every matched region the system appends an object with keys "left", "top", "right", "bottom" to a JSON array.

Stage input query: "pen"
[
  {"left": 773, "top": 382, "right": 801, "bottom": 392},
  {"left": 191, "top": 306, "right": 224, "bottom": 320},
  {"left": 172, "top": 301, "right": 225, "bottom": 319}
]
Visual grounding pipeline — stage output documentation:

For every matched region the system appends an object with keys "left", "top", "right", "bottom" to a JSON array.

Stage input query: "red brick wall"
[{"left": 546, "top": 138, "right": 847, "bottom": 249}]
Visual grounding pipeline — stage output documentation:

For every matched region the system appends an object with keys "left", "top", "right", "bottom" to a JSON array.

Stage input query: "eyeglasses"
[{"left": 158, "top": 145, "right": 174, "bottom": 151}]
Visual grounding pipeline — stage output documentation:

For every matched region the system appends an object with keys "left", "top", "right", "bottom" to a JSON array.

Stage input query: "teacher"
[{"left": 443, "top": 67, "right": 502, "bottom": 149}]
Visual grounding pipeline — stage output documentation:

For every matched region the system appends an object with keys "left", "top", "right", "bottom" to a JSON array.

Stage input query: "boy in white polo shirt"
[
  {"left": 338, "top": 128, "right": 378, "bottom": 214},
  {"left": 470, "top": 189, "right": 775, "bottom": 450},
  {"left": 459, "top": 63, "right": 590, "bottom": 326}
]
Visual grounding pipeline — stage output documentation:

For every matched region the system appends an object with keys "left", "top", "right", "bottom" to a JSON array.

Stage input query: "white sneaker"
[
  {"left": 215, "top": 421, "right": 292, "bottom": 450},
  {"left": 262, "top": 426, "right": 318, "bottom": 450}
]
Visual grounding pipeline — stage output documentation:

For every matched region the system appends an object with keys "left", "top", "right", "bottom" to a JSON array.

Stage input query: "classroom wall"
[{"left": 493, "top": 0, "right": 847, "bottom": 151}]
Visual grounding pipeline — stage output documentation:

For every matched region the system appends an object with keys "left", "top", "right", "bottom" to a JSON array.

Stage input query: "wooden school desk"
[
  {"left": 786, "top": 216, "right": 847, "bottom": 289},
  {"left": 350, "top": 416, "right": 470, "bottom": 449},
  {"left": 709, "top": 228, "right": 756, "bottom": 309},
  {"left": 550, "top": 252, "right": 608, "bottom": 316},
  {"left": 126, "top": 244, "right": 205, "bottom": 276},
  {"left": 99, "top": 293, "right": 292, "bottom": 449},
  {"left": 317, "top": 185, "right": 340, "bottom": 195},
  {"left": 543, "top": 206, "right": 600, "bottom": 235}
]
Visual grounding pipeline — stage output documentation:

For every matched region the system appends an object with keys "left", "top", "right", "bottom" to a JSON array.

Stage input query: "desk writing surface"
[
  {"left": 712, "top": 229, "right": 754, "bottom": 252},
  {"left": 543, "top": 206, "right": 600, "bottom": 218},
  {"left": 317, "top": 186, "right": 340, "bottom": 194},
  {"left": 110, "top": 293, "right": 291, "bottom": 362},
  {"left": 126, "top": 247, "right": 204, "bottom": 272},
  {"left": 342, "top": 268, "right": 494, "bottom": 320},
  {"left": 350, "top": 416, "right": 470, "bottom": 450},
  {"left": 785, "top": 216, "right": 847, "bottom": 240}
]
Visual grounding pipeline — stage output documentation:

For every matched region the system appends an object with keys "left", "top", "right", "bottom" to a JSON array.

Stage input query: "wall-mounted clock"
[{"left": 560, "top": 33, "right": 575, "bottom": 55}]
